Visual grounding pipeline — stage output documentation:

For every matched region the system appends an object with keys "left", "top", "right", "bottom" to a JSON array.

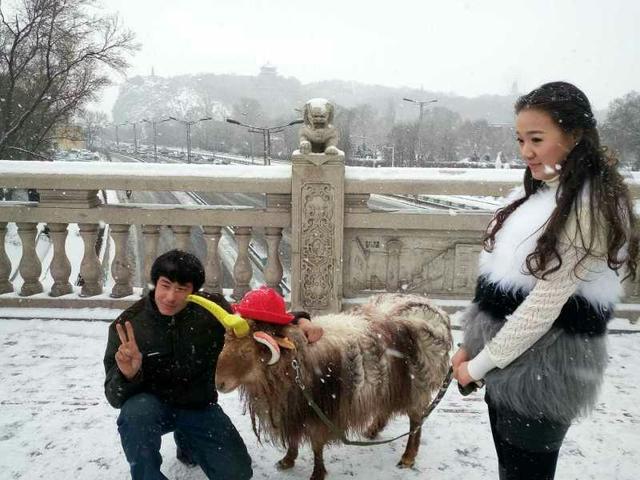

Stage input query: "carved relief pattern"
[{"left": 301, "top": 184, "right": 335, "bottom": 308}]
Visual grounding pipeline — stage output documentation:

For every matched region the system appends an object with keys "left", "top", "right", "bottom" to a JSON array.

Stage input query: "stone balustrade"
[{"left": 0, "top": 157, "right": 639, "bottom": 319}]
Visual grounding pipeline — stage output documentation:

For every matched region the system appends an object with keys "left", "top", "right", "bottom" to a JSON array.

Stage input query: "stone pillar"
[
  {"left": 202, "top": 226, "right": 223, "bottom": 294},
  {"left": 264, "top": 227, "right": 284, "bottom": 295},
  {"left": 172, "top": 225, "right": 191, "bottom": 252},
  {"left": 0, "top": 222, "right": 14, "bottom": 294},
  {"left": 110, "top": 224, "right": 133, "bottom": 298},
  {"left": 290, "top": 151, "right": 345, "bottom": 314},
  {"left": 48, "top": 223, "right": 73, "bottom": 297},
  {"left": 78, "top": 223, "right": 102, "bottom": 297},
  {"left": 232, "top": 226, "right": 252, "bottom": 301},
  {"left": 142, "top": 225, "right": 160, "bottom": 293},
  {"left": 16, "top": 222, "right": 43, "bottom": 296}
]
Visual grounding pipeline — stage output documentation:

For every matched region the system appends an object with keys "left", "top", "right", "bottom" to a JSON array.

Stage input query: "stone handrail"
[{"left": 0, "top": 158, "right": 638, "bottom": 320}]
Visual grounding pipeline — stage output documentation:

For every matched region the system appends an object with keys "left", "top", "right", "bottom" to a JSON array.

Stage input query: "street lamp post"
[
  {"left": 123, "top": 121, "right": 140, "bottom": 154},
  {"left": 168, "top": 116, "right": 213, "bottom": 163},
  {"left": 116, "top": 122, "right": 128, "bottom": 149},
  {"left": 141, "top": 118, "right": 172, "bottom": 162},
  {"left": 403, "top": 97, "right": 437, "bottom": 166},
  {"left": 225, "top": 118, "right": 303, "bottom": 165}
]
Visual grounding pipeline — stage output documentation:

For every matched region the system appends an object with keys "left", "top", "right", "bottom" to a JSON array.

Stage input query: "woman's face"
[{"left": 515, "top": 108, "right": 576, "bottom": 181}]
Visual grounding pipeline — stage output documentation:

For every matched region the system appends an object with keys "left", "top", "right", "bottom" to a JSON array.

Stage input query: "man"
[{"left": 104, "top": 249, "right": 252, "bottom": 480}]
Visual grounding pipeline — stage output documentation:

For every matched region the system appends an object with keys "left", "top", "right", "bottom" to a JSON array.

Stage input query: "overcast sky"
[{"left": 95, "top": 0, "right": 640, "bottom": 114}]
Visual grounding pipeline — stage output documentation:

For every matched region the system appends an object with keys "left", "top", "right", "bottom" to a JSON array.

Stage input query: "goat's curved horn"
[
  {"left": 187, "top": 295, "right": 249, "bottom": 337},
  {"left": 253, "top": 331, "right": 281, "bottom": 365}
]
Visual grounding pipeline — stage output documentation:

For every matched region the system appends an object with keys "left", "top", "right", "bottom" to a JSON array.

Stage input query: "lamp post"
[
  {"left": 115, "top": 122, "right": 128, "bottom": 149},
  {"left": 167, "top": 116, "right": 213, "bottom": 163},
  {"left": 225, "top": 118, "right": 303, "bottom": 165},
  {"left": 123, "top": 121, "right": 140, "bottom": 154},
  {"left": 403, "top": 97, "right": 437, "bottom": 166},
  {"left": 141, "top": 118, "right": 172, "bottom": 162}
]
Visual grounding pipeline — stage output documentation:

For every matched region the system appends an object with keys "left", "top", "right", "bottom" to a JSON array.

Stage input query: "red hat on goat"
[{"left": 233, "top": 286, "right": 295, "bottom": 325}]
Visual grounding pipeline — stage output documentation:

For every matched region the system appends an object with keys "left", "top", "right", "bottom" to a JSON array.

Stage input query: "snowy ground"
[{"left": 0, "top": 317, "right": 638, "bottom": 480}]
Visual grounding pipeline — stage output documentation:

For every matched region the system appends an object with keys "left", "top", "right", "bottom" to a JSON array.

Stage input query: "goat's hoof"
[
  {"left": 310, "top": 470, "right": 327, "bottom": 480},
  {"left": 397, "top": 458, "right": 415, "bottom": 469},
  {"left": 276, "top": 458, "right": 295, "bottom": 470}
]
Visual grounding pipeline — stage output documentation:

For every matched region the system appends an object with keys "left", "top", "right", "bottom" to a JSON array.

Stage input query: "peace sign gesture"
[{"left": 115, "top": 321, "right": 142, "bottom": 380}]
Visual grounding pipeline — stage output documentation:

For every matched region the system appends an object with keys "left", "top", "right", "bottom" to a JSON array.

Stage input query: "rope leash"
[{"left": 292, "top": 359, "right": 454, "bottom": 446}]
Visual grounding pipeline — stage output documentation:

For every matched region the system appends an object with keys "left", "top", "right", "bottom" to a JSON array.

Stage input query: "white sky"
[{"left": 95, "top": 0, "right": 640, "bottom": 112}]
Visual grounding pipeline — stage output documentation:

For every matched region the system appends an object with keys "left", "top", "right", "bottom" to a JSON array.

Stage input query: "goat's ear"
[{"left": 274, "top": 336, "right": 296, "bottom": 350}]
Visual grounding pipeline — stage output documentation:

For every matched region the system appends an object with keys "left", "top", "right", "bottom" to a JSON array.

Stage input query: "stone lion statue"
[{"left": 299, "top": 98, "right": 341, "bottom": 155}]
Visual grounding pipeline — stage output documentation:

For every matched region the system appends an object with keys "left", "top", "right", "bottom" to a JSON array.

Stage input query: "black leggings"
[{"left": 487, "top": 396, "right": 570, "bottom": 480}]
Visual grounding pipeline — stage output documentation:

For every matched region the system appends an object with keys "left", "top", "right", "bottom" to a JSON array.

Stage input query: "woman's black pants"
[{"left": 486, "top": 395, "right": 570, "bottom": 480}]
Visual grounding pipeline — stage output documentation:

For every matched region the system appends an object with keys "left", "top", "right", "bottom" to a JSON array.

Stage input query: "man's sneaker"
[{"left": 176, "top": 447, "right": 197, "bottom": 468}]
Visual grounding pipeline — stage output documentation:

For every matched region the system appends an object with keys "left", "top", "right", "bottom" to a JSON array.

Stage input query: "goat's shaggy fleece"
[{"left": 229, "top": 294, "right": 452, "bottom": 448}]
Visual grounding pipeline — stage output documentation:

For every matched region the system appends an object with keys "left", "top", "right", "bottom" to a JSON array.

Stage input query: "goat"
[{"left": 215, "top": 293, "right": 452, "bottom": 480}]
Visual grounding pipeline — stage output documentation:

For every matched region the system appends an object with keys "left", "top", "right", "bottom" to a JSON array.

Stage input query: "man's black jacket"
[{"left": 103, "top": 291, "right": 229, "bottom": 409}]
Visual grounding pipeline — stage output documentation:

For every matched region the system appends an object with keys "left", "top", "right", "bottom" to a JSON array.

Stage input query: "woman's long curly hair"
[{"left": 484, "top": 81, "right": 638, "bottom": 280}]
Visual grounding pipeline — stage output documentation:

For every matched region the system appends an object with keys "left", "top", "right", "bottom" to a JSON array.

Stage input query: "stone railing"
[{"left": 0, "top": 156, "right": 639, "bottom": 318}]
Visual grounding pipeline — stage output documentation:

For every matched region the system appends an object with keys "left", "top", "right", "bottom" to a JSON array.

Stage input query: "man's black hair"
[{"left": 150, "top": 249, "right": 205, "bottom": 292}]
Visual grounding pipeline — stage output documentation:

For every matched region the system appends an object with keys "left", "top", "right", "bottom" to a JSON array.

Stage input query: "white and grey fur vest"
[{"left": 462, "top": 184, "right": 621, "bottom": 423}]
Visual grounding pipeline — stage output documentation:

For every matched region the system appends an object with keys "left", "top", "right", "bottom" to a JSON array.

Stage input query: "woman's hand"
[
  {"left": 453, "top": 361, "right": 475, "bottom": 387},
  {"left": 451, "top": 345, "right": 470, "bottom": 370}
]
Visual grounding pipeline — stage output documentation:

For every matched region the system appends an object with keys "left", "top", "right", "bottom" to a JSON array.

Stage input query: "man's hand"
[
  {"left": 298, "top": 318, "right": 323, "bottom": 343},
  {"left": 115, "top": 321, "right": 142, "bottom": 381}
]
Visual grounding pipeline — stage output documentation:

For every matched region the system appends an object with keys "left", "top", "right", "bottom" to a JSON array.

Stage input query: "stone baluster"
[
  {"left": 172, "top": 225, "right": 191, "bottom": 252},
  {"left": 48, "top": 223, "right": 72, "bottom": 297},
  {"left": 0, "top": 222, "right": 14, "bottom": 294},
  {"left": 264, "top": 227, "right": 284, "bottom": 294},
  {"left": 16, "top": 223, "right": 43, "bottom": 296},
  {"left": 110, "top": 224, "right": 133, "bottom": 298},
  {"left": 142, "top": 225, "right": 160, "bottom": 292},
  {"left": 232, "top": 226, "right": 252, "bottom": 300},
  {"left": 202, "top": 226, "right": 223, "bottom": 294},
  {"left": 78, "top": 223, "right": 102, "bottom": 297}
]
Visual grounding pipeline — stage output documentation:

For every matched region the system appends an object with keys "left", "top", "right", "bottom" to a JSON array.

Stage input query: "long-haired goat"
[{"left": 215, "top": 294, "right": 452, "bottom": 480}]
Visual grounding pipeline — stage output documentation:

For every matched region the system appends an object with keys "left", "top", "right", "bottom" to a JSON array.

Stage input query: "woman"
[{"left": 452, "top": 81, "right": 638, "bottom": 479}]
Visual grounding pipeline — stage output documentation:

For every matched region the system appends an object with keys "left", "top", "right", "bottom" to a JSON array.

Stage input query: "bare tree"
[{"left": 0, "top": 0, "right": 137, "bottom": 158}]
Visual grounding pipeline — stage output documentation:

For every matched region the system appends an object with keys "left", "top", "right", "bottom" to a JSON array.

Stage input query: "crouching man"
[{"left": 103, "top": 249, "right": 253, "bottom": 480}]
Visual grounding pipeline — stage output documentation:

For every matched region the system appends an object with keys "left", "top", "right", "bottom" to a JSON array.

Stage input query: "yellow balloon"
[{"left": 187, "top": 294, "right": 250, "bottom": 337}]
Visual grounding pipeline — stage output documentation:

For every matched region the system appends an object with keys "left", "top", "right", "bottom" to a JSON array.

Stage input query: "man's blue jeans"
[{"left": 117, "top": 393, "right": 253, "bottom": 479}]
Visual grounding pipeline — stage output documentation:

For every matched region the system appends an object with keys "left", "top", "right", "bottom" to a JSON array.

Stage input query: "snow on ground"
[{"left": 0, "top": 318, "right": 638, "bottom": 480}]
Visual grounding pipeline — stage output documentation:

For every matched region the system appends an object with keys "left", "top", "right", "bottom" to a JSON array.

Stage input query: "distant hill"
[{"left": 112, "top": 71, "right": 520, "bottom": 125}]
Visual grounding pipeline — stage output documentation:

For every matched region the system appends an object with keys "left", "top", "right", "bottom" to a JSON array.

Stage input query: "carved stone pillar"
[
  {"left": 142, "top": 225, "right": 160, "bottom": 293},
  {"left": 291, "top": 151, "right": 345, "bottom": 313},
  {"left": 110, "top": 224, "right": 133, "bottom": 298},
  {"left": 78, "top": 223, "right": 102, "bottom": 297},
  {"left": 232, "top": 226, "right": 252, "bottom": 301},
  {"left": 202, "top": 226, "right": 223, "bottom": 294},
  {"left": 264, "top": 227, "right": 284, "bottom": 294},
  {"left": 0, "top": 222, "right": 14, "bottom": 294},
  {"left": 48, "top": 223, "right": 73, "bottom": 297},
  {"left": 385, "top": 238, "right": 402, "bottom": 292},
  {"left": 16, "top": 222, "right": 43, "bottom": 296},
  {"left": 172, "top": 225, "right": 191, "bottom": 252}
]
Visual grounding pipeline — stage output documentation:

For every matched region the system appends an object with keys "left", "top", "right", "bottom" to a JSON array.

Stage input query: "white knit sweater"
[{"left": 467, "top": 178, "right": 604, "bottom": 381}]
